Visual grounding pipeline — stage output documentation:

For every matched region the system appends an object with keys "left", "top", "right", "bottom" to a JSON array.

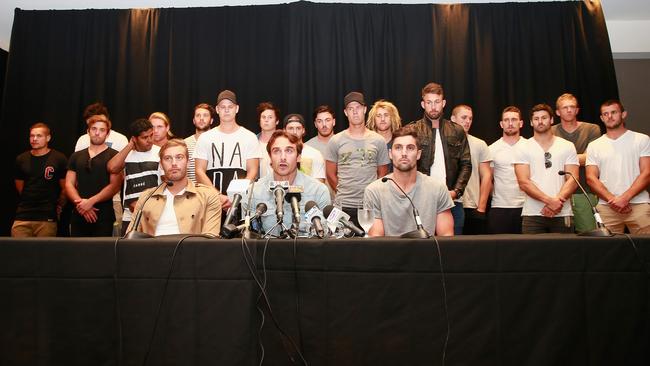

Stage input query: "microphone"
[
  {"left": 221, "top": 202, "right": 267, "bottom": 238},
  {"left": 558, "top": 170, "right": 612, "bottom": 237},
  {"left": 125, "top": 180, "right": 171, "bottom": 239},
  {"left": 221, "top": 179, "right": 251, "bottom": 237},
  {"left": 323, "top": 205, "right": 365, "bottom": 237},
  {"left": 304, "top": 201, "right": 326, "bottom": 238},
  {"left": 381, "top": 177, "right": 430, "bottom": 239},
  {"left": 270, "top": 181, "right": 289, "bottom": 224},
  {"left": 285, "top": 186, "right": 304, "bottom": 226}
]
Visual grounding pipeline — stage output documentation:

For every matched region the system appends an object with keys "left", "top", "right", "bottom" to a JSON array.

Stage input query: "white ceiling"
[{"left": 0, "top": 0, "right": 648, "bottom": 52}]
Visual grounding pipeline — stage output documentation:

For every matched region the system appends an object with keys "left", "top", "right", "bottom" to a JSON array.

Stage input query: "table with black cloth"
[{"left": 0, "top": 234, "right": 648, "bottom": 366}]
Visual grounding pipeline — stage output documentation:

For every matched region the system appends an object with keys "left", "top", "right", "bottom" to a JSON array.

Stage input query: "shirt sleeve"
[
  {"left": 324, "top": 136, "right": 338, "bottom": 162},
  {"left": 640, "top": 134, "right": 650, "bottom": 157},
  {"left": 55, "top": 153, "right": 68, "bottom": 180},
  {"left": 479, "top": 140, "right": 492, "bottom": 163},
  {"left": 564, "top": 143, "right": 579, "bottom": 166},
  {"left": 363, "top": 184, "right": 382, "bottom": 219},
  {"left": 437, "top": 183, "right": 455, "bottom": 213},
  {"left": 194, "top": 133, "right": 209, "bottom": 161},
  {"left": 511, "top": 142, "right": 529, "bottom": 165},
  {"left": 585, "top": 141, "right": 599, "bottom": 166},
  {"left": 376, "top": 139, "right": 390, "bottom": 166}
]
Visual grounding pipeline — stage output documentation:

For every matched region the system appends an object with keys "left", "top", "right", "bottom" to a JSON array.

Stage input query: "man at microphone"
[
  {"left": 364, "top": 126, "right": 454, "bottom": 237},
  {"left": 127, "top": 139, "right": 221, "bottom": 236},
  {"left": 243, "top": 130, "right": 330, "bottom": 237}
]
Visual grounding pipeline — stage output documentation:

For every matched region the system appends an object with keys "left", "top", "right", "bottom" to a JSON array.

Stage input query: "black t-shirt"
[
  {"left": 68, "top": 147, "right": 118, "bottom": 223},
  {"left": 15, "top": 149, "right": 68, "bottom": 221}
]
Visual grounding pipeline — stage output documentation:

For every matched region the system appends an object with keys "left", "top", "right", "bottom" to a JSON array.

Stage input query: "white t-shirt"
[
  {"left": 586, "top": 130, "right": 650, "bottom": 204},
  {"left": 489, "top": 137, "right": 527, "bottom": 208},
  {"left": 462, "top": 134, "right": 492, "bottom": 209},
  {"left": 430, "top": 128, "right": 447, "bottom": 184},
  {"left": 259, "top": 141, "right": 272, "bottom": 178},
  {"left": 154, "top": 188, "right": 185, "bottom": 236},
  {"left": 194, "top": 126, "right": 261, "bottom": 193},
  {"left": 122, "top": 146, "right": 162, "bottom": 221},
  {"left": 299, "top": 144, "right": 326, "bottom": 180},
  {"left": 75, "top": 130, "right": 129, "bottom": 152},
  {"left": 513, "top": 136, "right": 578, "bottom": 217}
]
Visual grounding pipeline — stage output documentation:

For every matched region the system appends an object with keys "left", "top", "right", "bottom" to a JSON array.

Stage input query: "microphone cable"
[
  {"left": 240, "top": 235, "right": 309, "bottom": 366},
  {"left": 431, "top": 235, "right": 450, "bottom": 366},
  {"left": 623, "top": 233, "right": 650, "bottom": 275}
]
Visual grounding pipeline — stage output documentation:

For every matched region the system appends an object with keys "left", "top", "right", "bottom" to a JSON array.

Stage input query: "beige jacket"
[{"left": 128, "top": 180, "right": 221, "bottom": 236}]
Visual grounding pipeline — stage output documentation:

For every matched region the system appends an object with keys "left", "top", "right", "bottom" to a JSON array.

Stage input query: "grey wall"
[{"left": 613, "top": 57, "right": 650, "bottom": 136}]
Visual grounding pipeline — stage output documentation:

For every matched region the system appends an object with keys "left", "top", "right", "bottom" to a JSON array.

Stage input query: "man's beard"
[{"left": 426, "top": 109, "right": 443, "bottom": 121}]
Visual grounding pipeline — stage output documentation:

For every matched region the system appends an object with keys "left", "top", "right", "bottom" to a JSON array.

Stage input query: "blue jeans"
[{"left": 451, "top": 201, "right": 464, "bottom": 235}]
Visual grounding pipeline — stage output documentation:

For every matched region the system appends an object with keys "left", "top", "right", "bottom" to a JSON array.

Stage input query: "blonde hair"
[
  {"left": 555, "top": 93, "right": 578, "bottom": 109},
  {"left": 366, "top": 100, "right": 402, "bottom": 133},
  {"left": 159, "top": 138, "right": 189, "bottom": 160},
  {"left": 149, "top": 111, "right": 174, "bottom": 138}
]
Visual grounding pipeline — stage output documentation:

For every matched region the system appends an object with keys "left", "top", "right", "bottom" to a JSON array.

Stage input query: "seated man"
[
  {"left": 244, "top": 130, "right": 331, "bottom": 237},
  {"left": 364, "top": 126, "right": 454, "bottom": 237},
  {"left": 127, "top": 139, "right": 221, "bottom": 237}
]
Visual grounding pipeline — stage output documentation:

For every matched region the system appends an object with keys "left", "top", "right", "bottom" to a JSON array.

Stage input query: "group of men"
[{"left": 12, "top": 83, "right": 650, "bottom": 238}]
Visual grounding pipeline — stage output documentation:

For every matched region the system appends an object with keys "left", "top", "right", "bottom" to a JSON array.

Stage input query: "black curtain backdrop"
[{"left": 0, "top": 1, "right": 618, "bottom": 235}]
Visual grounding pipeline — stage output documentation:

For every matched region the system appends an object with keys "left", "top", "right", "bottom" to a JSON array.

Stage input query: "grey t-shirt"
[
  {"left": 325, "top": 129, "right": 390, "bottom": 207},
  {"left": 364, "top": 172, "right": 454, "bottom": 236},
  {"left": 305, "top": 136, "right": 329, "bottom": 158},
  {"left": 552, "top": 122, "right": 601, "bottom": 190},
  {"left": 462, "top": 134, "right": 492, "bottom": 209}
]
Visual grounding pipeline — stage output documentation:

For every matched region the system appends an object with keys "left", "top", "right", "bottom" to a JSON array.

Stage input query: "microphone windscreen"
[
  {"left": 323, "top": 205, "right": 334, "bottom": 218},
  {"left": 381, "top": 177, "right": 389, "bottom": 183},
  {"left": 166, "top": 181, "right": 174, "bottom": 186},
  {"left": 256, "top": 202, "right": 268, "bottom": 214},
  {"left": 305, "top": 200, "right": 318, "bottom": 212},
  {"left": 558, "top": 171, "right": 566, "bottom": 176}
]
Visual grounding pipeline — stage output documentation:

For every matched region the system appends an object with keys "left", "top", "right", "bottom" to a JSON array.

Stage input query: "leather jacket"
[{"left": 408, "top": 116, "right": 472, "bottom": 196}]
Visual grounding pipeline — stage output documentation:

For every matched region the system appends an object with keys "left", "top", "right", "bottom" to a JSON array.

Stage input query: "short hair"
[
  {"left": 391, "top": 125, "right": 421, "bottom": 150},
  {"left": 421, "top": 82, "right": 444, "bottom": 98},
  {"left": 266, "top": 129, "right": 303, "bottom": 156},
  {"left": 256, "top": 102, "right": 281, "bottom": 122},
  {"left": 86, "top": 114, "right": 111, "bottom": 130},
  {"left": 530, "top": 104, "right": 554, "bottom": 120},
  {"left": 159, "top": 138, "right": 189, "bottom": 160},
  {"left": 600, "top": 99, "right": 625, "bottom": 113},
  {"left": 313, "top": 105, "right": 336, "bottom": 121},
  {"left": 556, "top": 93, "right": 579, "bottom": 109},
  {"left": 194, "top": 103, "right": 216, "bottom": 120},
  {"left": 451, "top": 104, "right": 472, "bottom": 117},
  {"left": 30, "top": 122, "right": 51, "bottom": 136},
  {"left": 129, "top": 118, "right": 153, "bottom": 139},
  {"left": 366, "top": 100, "right": 402, "bottom": 133},
  {"left": 83, "top": 102, "right": 109, "bottom": 121},
  {"left": 502, "top": 106, "right": 522, "bottom": 120}
]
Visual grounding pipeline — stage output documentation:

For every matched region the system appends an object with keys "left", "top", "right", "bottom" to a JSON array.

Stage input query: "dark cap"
[
  {"left": 216, "top": 90, "right": 237, "bottom": 105},
  {"left": 283, "top": 113, "right": 305, "bottom": 128},
  {"left": 344, "top": 91, "right": 366, "bottom": 107}
]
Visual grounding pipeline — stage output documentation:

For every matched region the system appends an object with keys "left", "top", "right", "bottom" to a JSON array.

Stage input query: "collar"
[{"left": 151, "top": 179, "right": 197, "bottom": 197}]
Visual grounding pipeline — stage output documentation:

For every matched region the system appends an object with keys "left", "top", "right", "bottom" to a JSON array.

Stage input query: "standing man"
[
  {"left": 365, "top": 126, "right": 454, "bottom": 237},
  {"left": 451, "top": 104, "right": 493, "bottom": 234},
  {"left": 552, "top": 93, "right": 602, "bottom": 232},
  {"left": 244, "top": 130, "right": 330, "bottom": 237},
  {"left": 149, "top": 112, "right": 173, "bottom": 147},
  {"left": 185, "top": 103, "right": 215, "bottom": 183},
  {"left": 127, "top": 139, "right": 222, "bottom": 237},
  {"left": 12, "top": 123, "right": 67, "bottom": 237},
  {"left": 256, "top": 102, "right": 281, "bottom": 178},
  {"left": 306, "top": 105, "right": 336, "bottom": 157},
  {"left": 195, "top": 90, "right": 260, "bottom": 207},
  {"left": 74, "top": 102, "right": 128, "bottom": 152},
  {"left": 408, "top": 82, "right": 471, "bottom": 235},
  {"left": 73, "top": 102, "right": 128, "bottom": 227},
  {"left": 367, "top": 99, "right": 402, "bottom": 172},
  {"left": 65, "top": 116, "right": 122, "bottom": 236},
  {"left": 325, "top": 92, "right": 390, "bottom": 225},
  {"left": 513, "top": 104, "right": 578, "bottom": 234},
  {"left": 107, "top": 119, "right": 162, "bottom": 235},
  {"left": 586, "top": 100, "right": 650, "bottom": 234},
  {"left": 488, "top": 106, "right": 527, "bottom": 234},
  {"left": 283, "top": 113, "right": 326, "bottom": 182}
]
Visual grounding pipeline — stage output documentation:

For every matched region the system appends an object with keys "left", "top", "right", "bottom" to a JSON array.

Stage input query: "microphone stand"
[
  {"left": 558, "top": 171, "right": 613, "bottom": 237},
  {"left": 381, "top": 177, "right": 430, "bottom": 239}
]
